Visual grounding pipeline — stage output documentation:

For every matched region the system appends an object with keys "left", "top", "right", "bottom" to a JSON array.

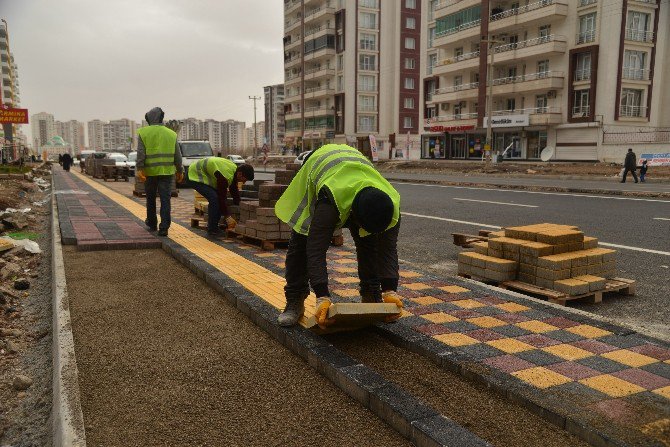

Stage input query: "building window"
[
  {"left": 403, "top": 117, "right": 413, "bottom": 128},
  {"left": 626, "top": 11, "right": 651, "bottom": 41},
  {"left": 358, "top": 115, "right": 377, "bottom": 132},
  {"left": 405, "top": 37, "right": 416, "bottom": 49},
  {"left": 358, "top": 74, "right": 376, "bottom": 91},
  {"left": 537, "top": 60, "right": 549, "bottom": 76},
  {"left": 359, "top": 33, "right": 376, "bottom": 51},
  {"left": 573, "top": 89, "right": 590, "bottom": 116},
  {"left": 427, "top": 53, "right": 437, "bottom": 74},
  {"left": 337, "top": 75, "right": 344, "bottom": 91},
  {"left": 405, "top": 58, "right": 416, "bottom": 69},
  {"left": 428, "top": 27, "right": 435, "bottom": 48},
  {"left": 404, "top": 77, "right": 415, "bottom": 89},
  {"left": 575, "top": 52, "right": 591, "bottom": 81},
  {"left": 535, "top": 95, "right": 548, "bottom": 113},
  {"left": 620, "top": 89, "right": 644, "bottom": 117},
  {"left": 405, "top": 0, "right": 416, "bottom": 9},
  {"left": 577, "top": 13, "right": 596, "bottom": 44},
  {"left": 505, "top": 98, "right": 516, "bottom": 112},
  {"left": 404, "top": 97, "right": 415, "bottom": 109},
  {"left": 337, "top": 55, "right": 344, "bottom": 71},
  {"left": 359, "top": 0, "right": 378, "bottom": 8},
  {"left": 359, "top": 12, "right": 377, "bottom": 29},
  {"left": 359, "top": 54, "right": 377, "bottom": 71},
  {"left": 623, "top": 50, "right": 647, "bottom": 80},
  {"left": 359, "top": 95, "right": 376, "bottom": 111},
  {"left": 406, "top": 17, "right": 416, "bottom": 29},
  {"left": 539, "top": 25, "right": 551, "bottom": 40},
  {"left": 454, "top": 47, "right": 463, "bottom": 57}
]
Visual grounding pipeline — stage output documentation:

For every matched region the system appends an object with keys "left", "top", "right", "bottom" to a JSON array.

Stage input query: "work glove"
[
  {"left": 137, "top": 170, "right": 147, "bottom": 183},
  {"left": 314, "top": 297, "right": 334, "bottom": 329},
  {"left": 225, "top": 216, "right": 237, "bottom": 230},
  {"left": 175, "top": 171, "right": 184, "bottom": 184},
  {"left": 382, "top": 291, "right": 403, "bottom": 323}
]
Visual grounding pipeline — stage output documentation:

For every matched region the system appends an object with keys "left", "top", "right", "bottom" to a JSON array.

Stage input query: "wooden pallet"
[
  {"left": 452, "top": 232, "right": 488, "bottom": 248},
  {"left": 102, "top": 166, "right": 130, "bottom": 182},
  {"left": 225, "top": 229, "right": 288, "bottom": 251},
  {"left": 497, "top": 278, "right": 636, "bottom": 306},
  {"left": 132, "top": 190, "right": 179, "bottom": 198}
]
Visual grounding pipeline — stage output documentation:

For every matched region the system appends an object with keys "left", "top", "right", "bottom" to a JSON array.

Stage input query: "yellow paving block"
[
  {"left": 334, "top": 266, "right": 357, "bottom": 273},
  {"left": 565, "top": 324, "right": 612, "bottom": 339},
  {"left": 542, "top": 344, "right": 593, "bottom": 361},
  {"left": 439, "top": 285, "right": 470, "bottom": 293},
  {"left": 580, "top": 375, "right": 645, "bottom": 398},
  {"left": 304, "top": 302, "right": 402, "bottom": 333},
  {"left": 554, "top": 278, "right": 590, "bottom": 296},
  {"left": 573, "top": 275, "right": 606, "bottom": 292},
  {"left": 335, "top": 258, "right": 357, "bottom": 264},
  {"left": 495, "top": 302, "right": 530, "bottom": 313},
  {"left": 411, "top": 296, "right": 444, "bottom": 306},
  {"left": 515, "top": 320, "right": 559, "bottom": 333},
  {"left": 334, "top": 288, "right": 360, "bottom": 298},
  {"left": 334, "top": 277, "right": 360, "bottom": 284},
  {"left": 486, "top": 338, "right": 535, "bottom": 354},
  {"left": 653, "top": 386, "right": 670, "bottom": 400},
  {"left": 513, "top": 367, "right": 573, "bottom": 389},
  {"left": 404, "top": 282, "right": 433, "bottom": 291},
  {"left": 519, "top": 241, "right": 554, "bottom": 257},
  {"left": 467, "top": 316, "right": 507, "bottom": 328},
  {"left": 400, "top": 270, "right": 423, "bottom": 278},
  {"left": 601, "top": 349, "right": 658, "bottom": 367},
  {"left": 423, "top": 312, "right": 459, "bottom": 324},
  {"left": 434, "top": 333, "right": 479, "bottom": 347},
  {"left": 452, "top": 299, "right": 486, "bottom": 309}
]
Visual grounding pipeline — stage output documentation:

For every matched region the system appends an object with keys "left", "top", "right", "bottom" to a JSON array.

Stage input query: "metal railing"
[
  {"left": 491, "top": 70, "right": 563, "bottom": 85},
  {"left": 434, "top": 112, "right": 478, "bottom": 121},
  {"left": 304, "top": 66, "right": 334, "bottom": 75},
  {"left": 572, "top": 105, "right": 590, "bottom": 116},
  {"left": 434, "top": 81, "right": 479, "bottom": 95},
  {"left": 622, "top": 68, "right": 650, "bottom": 80},
  {"left": 305, "top": 25, "right": 335, "bottom": 36},
  {"left": 285, "top": 17, "right": 301, "bottom": 29},
  {"left": 620, "top": 105, "right": 647, "bottom": 117},
  {"left": 358, "top": 84, "right": 377, "bottom": 92},
  {"left": 437, "top": 50, "right": 480, "bottom": 67},
  {"left": 304, "top": 105, "right": 330, "bottom": 112},
  {"left": 357, "top": 105, "right": 378, "bottom": 112},
  {"left": 284, "top": 54, "right": 301, "bottom": 64},
  {"left": 304, "top": 86, "right": 334, "bottom": 94},
  {"left": 435, "top": 19, "right": 481, "bottom": 38},
  {"left": 357, "top": 124, "right": 377, "bottom": 132},
  {"left": 359, "top": 63, "right": 377, "bottom": 71},
  {"left": 576, "top": 30, "right": 596, "bottom": 44},
  {"left": 574, "top": 68, "right": 591, "bottom": 81},
  {"left": 625, "top": 28, "right": 654, "bottom": 42},
  {"left": 493, "top": 34, "right": 565, "bottom": 54},
  {"left": 578, "top": 0, "right": 597, "bottom": 5},
  {"left": 492, "top": 106, "right": 560, "bottom": 115},
  {"left": 285, "top": 71, "right": 302, "bottom": 81},
  {"left": 490, "top": 0, "right": 557, "bottom": 22},
  {"left": 305, "top": 3, "right": 335, "bottom": 18}
]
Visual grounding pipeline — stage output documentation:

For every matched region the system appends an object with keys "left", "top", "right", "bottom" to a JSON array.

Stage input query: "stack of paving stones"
[
  {"left": 459, "top": 223, "right": 617, "bottom": 295},
  {"left": 273, "top": 162, "right": 301, "bottom": 186},
  {"left": 236, "top": 183, "right": 292, "bottom": 240}
]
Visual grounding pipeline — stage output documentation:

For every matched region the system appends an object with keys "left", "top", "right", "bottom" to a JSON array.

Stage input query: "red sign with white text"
[
  {"left": 428, "top": 125, "right": 475, "bottom": 133},
  {"left": 0, "top": 108, "right": 29, "bottom": 124}
]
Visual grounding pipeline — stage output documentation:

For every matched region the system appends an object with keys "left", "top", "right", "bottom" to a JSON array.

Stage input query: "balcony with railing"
[
  {"left": 303, "top": 45, "right": 336, "bottom": 61},
  {"left": 576, "top": 30, "right": 596, "bottom": 45},
  {"left": 285, "top": 109, "right": 302, "bottom": 120},
  {"left": 432, "top": 82, "right": 480, "bottom": 102},
  {"left": 284, "top": 0, "right": 301, "bottom": 14},
  {"left": 491, "top": 70, "right": 564, "bottom": 94},
  {"left": 572, "top": 105, "right": 590, "bottom": 117},
  {"left": 489, "top": 0, "right": 568, "bottom": 33},
  {"left": 624, "top": 28, "right": 654, "bottom": 43},
  {"left": 622, "top": 67, "right": 651, "bottom": 81},
  {"left": 304, "top": 65, "right": 335, "bottom": 80},
  {"left": 574, "top": 68, "right": 591, "bottom": 82},
  {"left": 493, "top": 106, "right": 562, "bottom": 125},
  {"left": 304, "top": 24, "right": 335, "bottom": 38},
  {"left": 620, "top": 105, "right": 647, "bottom": 118},
  {"left": 285, "top": 16, "right": 302, "bottom": 33},
  {"left": 284, "top": 71, "right": 302, "bottom": 85},
  {"left": 304, "top": 105, "right": 334, "bottom": 116},
  {"left": 434, "top": 19, "right": 481, "bottom": 45},
  {"left": 304, "top": 85, "right": 335, "bottom": 99},
  {"left": 285, "top": 53, "right": 302, "bottom": 68},
  {"left": 304, "top": 3, "right": 336, "bottom": 24},
  {"left": 432, "top": 112, "right": 479, "bottom": 126},
  {"left": 432, "top": 50, "right": 480, "bottom": 75},
  {"left": 578, "top": 0, "right": 597, "bottom": 7},
  {"left": 434, "top": 0, "right": 480, "bottom": 20},
  {"left": 284, "top": 35, "right": 302, "bottom": 51}
]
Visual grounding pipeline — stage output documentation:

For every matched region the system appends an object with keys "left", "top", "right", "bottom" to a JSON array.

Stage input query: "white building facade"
[
  {"left": 55, "top": 120, "right": 86, "bottom": 154},
  {"left": 264, "top": 84, "right": 286, "bottom": 152},
  {"left": 31, "top": 112, "right": 56, "bottom": 150},
  {"left": 422, "top": 0, "right": 670, "bottom": 161}
]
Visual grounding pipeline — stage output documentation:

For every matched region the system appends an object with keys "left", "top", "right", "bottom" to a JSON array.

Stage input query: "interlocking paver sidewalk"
[
  {"left": 69, "top": 170, "right": 670, "bottom": 446},
  {"left": 54, "top": 167, "right": 161, "bottom": 250}
]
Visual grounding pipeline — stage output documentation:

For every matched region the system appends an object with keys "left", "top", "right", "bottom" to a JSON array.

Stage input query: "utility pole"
[
  {"left": 480, "top": 1, "right": 504, "bottom": 167},
  {"left": 249, "top": 95, "right": 261, "bottom": 158}
]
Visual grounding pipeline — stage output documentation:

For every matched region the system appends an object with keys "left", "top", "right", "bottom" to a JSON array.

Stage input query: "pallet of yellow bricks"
[{"left": 458, "top": 223, "right": 636, "bottom": 305}]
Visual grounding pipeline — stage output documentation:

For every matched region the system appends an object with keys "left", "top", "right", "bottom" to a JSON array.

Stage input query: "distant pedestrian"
[
  {"left": 58, "top": 154, "right": 63, "bottom": 165},
  {"left": 639, "top": 159, "right": 648, "bottom": 182},
  {"left": 62, "top": 153, "right": 73, "bottom": 171},
  {"left": 136, "top": 107, "right": 183, "bottom": 237},
  {"left": 620, "top": 148, "right": 638, "bottom": 183}
]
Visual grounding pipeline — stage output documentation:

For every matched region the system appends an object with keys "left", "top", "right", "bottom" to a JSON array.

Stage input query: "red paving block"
[
  {"left": 546, "top": 361, "right": 601, "bottom": 380},
  {"left": 589, "top": 399, "right": 645, "bottom": 425},
  {"left": 496, "top": 313, "right": 531, "bottom": 324},
  {"left": 448, "top": 309, "right": 483, "bottom": 319},
  {"left": 435, "top": 293, "right": 469, "bottom": 302},
  {"left": 629, "top": 344, "right": 670, "bottom": 361},
  {"left": 571, "top": 339, "right": 619, "bottom": 354},
  {"left": 477, "top": 295, "right": 507, "bottom": 305},
  {"left": 483, "top": 355, "right": 536, "bottom": 373},
  {"left": 542, "top": 317, "right": 581, "bottom": 328},
  {"left": 466, "top": 329, "right": 506, "bottom": 342},
  {"left": 516, "top": 334, "right": 562, "bottom": 348},
  {"left": 612, "top": 369, "right": 670, "bottom": 390},
  {"left": 409, "top": 305, "right": 441, "bottom": 316},
  {"left": 415, "top": 324, "right": 452, "bottom": 336}
]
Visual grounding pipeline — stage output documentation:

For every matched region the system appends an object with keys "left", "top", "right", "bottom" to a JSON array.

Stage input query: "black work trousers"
[{"left": 621, "top": 167, "right": 638, "bottom": 183}]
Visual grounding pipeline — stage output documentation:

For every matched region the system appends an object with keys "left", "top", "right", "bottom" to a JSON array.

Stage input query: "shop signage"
[
  {"left": 640, "top": 153, "right": 670, "bottom": 166},
  {"left": 369, "top": 134, "right": 378, "bottom": 162},
  {"left": 303, "top": 131, "right": 322, "bottom": 139},
  {"left": 428, "top": 125, "right": 475, "bottom": 133},
  {"left": 483, "top": 114, "right": 529, "bottom": 128},
  {"left": 0, "top": 107, "right": 29, "bottom": 124},
  {"left": 325, "top": 130, "right": 335, "bottom": 139}
]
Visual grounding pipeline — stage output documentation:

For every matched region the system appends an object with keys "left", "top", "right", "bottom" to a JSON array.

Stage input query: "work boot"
[
  {"left": 157, "top": 229, "right": 168, "bottom": 237},
  {"left": 145, "top": 219, "right": 157, "bottom": 231},
  {"left": 278, "top": 293, "right": 308, "bottom": 327},
  {"left": 361, "top": 290, "right": 382, "bottom": 303}
]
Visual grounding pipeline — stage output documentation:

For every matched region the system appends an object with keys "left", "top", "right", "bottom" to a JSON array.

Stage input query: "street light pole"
[{"left": 249, "top": 95, "right": 261, "bottom": 159}]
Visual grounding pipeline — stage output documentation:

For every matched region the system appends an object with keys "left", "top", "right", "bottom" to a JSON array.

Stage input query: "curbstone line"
[
  {"left": 412, "top": 415, "right": 494, "bottom": 447},
  {"left": 369, "top": 383, "right": 439, "bottom": 439},
  {"left": 51, "top": 180, "right": 87, "bottom": 447}
]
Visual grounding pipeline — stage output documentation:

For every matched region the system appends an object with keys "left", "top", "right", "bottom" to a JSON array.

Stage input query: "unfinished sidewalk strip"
[
  {"left": 51, "top": 178, "right": 87, "bottom": 447},
  {"left": 62, "top": 170, "right": 491, "bottom": 447}
]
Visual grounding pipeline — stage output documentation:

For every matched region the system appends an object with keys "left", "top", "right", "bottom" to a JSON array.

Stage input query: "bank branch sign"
[{"left": 483, "top": 114, "right": 529, "bottom": 128}]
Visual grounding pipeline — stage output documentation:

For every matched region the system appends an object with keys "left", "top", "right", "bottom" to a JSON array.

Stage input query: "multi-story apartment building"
[
  {"left": 283, "top": 0, "right": 424, "bottom": 157},
  {"left": 222, "top": 119, "right": 246, "bottom": 152},
  {"left": 0, "top": 22, "right": 20, "bottom": 108},
  {"left": 178, "top": 118, "right": 205, "bottom": 141},
  {"left": 422, "top": 0, "right": 669, "bottom": 161},
  {"left": 102, "top": 119, "right": 137, "bottom": 152},
  {"left": 244, "top": 121, "right": 266, "bottom": 151},
  {"left": 87, "top": 119, "right": 104, "bottom": 151},
  {"left": 264, "top": 84, "right": 286, "bottom": 152},
  {"left": 30, "top": 112, "right": 56, "bottom": 149},
  {"left": 203, "top": 119, "right": 224, "bottom": 151},
  {"left": 55, "top": 120, "right": 86, "bottom": 154}
]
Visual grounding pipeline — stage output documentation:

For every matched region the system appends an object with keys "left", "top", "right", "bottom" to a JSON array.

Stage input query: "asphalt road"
[{"left": 392, "top": 182, "right": 670, "bottom": 337}]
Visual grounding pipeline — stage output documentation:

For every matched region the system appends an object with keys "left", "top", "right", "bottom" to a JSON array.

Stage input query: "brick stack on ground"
[
  {"left": 235, "top": 182, "right": 292, "bottom": 240},
  {"left": 458, "top": 223, "right": 617, "bottom": 296}
]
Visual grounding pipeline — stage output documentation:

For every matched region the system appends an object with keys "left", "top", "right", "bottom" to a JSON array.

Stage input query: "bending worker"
[
  {"left": 136, "top": 107, "right": 183, "bottom": 237},
  {"left": 182, "top": 157, "right": 255, "bottom": 235},
  {"left": 275, "top": 144, "right": 403, "bottom": 327}
]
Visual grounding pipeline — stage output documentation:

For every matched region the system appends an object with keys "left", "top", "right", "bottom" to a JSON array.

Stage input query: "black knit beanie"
[{"left": 352, "top": 187, "right": 394, "bottom": 234}]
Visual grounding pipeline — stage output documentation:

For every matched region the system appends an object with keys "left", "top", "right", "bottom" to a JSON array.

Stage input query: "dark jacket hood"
[{"left": 145, "top": 107, "right": 165, "bottom": 125}]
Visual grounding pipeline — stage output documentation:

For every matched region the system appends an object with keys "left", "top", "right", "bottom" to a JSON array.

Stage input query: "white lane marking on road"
[
  {"left": 402, "top": 212, "right": 670, "bottom": 256},
  {"left": 453, "top": 197, "right": 538, "bottom": 208},
  {"left": 653, "top": 217, "right": 670, "bottom": 221},
  {"left": 392, "top": 182, "right": 670, "bottom": 203}
]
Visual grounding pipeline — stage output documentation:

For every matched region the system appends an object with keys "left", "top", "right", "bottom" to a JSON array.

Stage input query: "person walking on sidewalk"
[
  {"left": 61, "top": 153, "right": 73, "bottom": 172},
  {"left": 182, "top": 157, "right": 255, "bottom": 236},
  {"left": 621, "top": 148, "right": 638, "bottom": 183},
  {"left": 639, "top": 159, "right": 648, "bottom": 183},
  {"left": 136, "top": 107, "right": 183, "bottom": 237},
  {"left": 274, "top": 144, "right": 404, "bottom": 328}
]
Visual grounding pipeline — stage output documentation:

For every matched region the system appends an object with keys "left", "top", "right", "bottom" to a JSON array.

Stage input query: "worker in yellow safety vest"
[
  {"left": 136, "top": 107, "right": 183, "bottom": 237},
  {"left": 274, "top": 144, "right": 404, "bottom": 328},
  {"left": 182, "top": 157, "right": 255, "bottom": 236}
]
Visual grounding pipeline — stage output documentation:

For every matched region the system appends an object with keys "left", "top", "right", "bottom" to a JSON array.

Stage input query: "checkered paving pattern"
[{"left": 68, "top": 169, "right": 670, "bottom": 445}]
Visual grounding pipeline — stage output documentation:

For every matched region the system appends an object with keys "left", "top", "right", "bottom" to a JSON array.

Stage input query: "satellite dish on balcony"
[{"left": 540, "top": 146, "right": 555, "bottom": 162}]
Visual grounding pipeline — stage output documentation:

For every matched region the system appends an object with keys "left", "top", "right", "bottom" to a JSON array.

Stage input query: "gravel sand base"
[
  {"left": 64, "top": 247, "right": 411, "bottom": 447},
  {"left": 330, "top": 330, "right": 589, "bottom": 447}
]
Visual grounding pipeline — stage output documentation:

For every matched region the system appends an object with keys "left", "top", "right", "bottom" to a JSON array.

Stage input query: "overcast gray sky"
[{"left": 2, "top": 0, "right": 283, "bottom": 133}]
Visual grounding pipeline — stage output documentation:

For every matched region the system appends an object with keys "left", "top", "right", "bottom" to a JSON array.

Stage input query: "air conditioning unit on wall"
[{"left": 547, "top": 90, "right": 557, "bottom": 99}]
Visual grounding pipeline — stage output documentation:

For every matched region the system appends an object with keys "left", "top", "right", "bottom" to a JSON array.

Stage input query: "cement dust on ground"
[{"left": 64, "top": 247, "right": 411, "bottom": 447}]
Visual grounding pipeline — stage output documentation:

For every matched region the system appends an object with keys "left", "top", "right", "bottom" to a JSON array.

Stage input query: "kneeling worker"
[
  {"left": 183, "top": 157, "right": 255, "bottom": 235},
  {"left": 275, "top": 144, "right": 403, "bottom": 327}
]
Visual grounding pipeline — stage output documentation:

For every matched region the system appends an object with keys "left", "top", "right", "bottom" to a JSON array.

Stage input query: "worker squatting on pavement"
[
  {"left": 181, "top": 157, "right": 255, "bottom": 236},
  {"left": 275, "top": 144, "right": 404, "bottom": 328},
  {"left": 136, "top": 107, "right": 183, "bottom": 237}
]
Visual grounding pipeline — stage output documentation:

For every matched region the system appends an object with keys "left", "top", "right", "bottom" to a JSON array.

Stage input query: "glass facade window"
[
  {"left": 359, "top": 54, "right": 377, "bottom": 71},
  {"left": 359, "top": 12, "right": 377, "bottom": 29},
  {"left": 620, "top": 89, "right": 644, "bottom": 117},
  {"left": 404, "top": 77, "right": 415, "bottom": 89},
  {"left": 404, "top": 97, "right": 415, "bottom": 109},
  {"left": 405, "top": 58, "right": 416, "bottom": 69},
  {"left": 406, "top": 17, "right": 416, "bottom": 29},
  {"left": 405, "top": 37, "right": 416, "bottom": 49},
  {"left": 575, "top": 53, "right": 591, "bottom": 81},
  {"left": 359, "top": 33, "right": 376, "bottom": 51},
  {"left": 577, "top": 13, "right": 596, "bottom": 44},
  {"left": 358, "top": 74, "right": 376, "bottom": 91},
  {"left": 623, "top": 50, "right": 647, "bottom": 79},
  {"left": 359, "top": 0, "right": 378, "bottom": 8},
  {"left": 436, "top": 6, "right": 481, "bottom": 36},
  {"left": 573, "top": 89, "right": 590, "bottom": 116}
]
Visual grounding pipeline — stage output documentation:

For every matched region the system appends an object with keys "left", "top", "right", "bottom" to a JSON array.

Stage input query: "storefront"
[{"left": 421, "top": 134, "right": 447, "bottom": 159}]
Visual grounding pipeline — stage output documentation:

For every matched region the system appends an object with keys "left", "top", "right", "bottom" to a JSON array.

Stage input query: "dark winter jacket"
[{"left": 624, "top": 151, "right": 637, "bottom": 170}]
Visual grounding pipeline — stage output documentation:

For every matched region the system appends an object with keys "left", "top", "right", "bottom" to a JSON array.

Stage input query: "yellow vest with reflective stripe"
[
  {"left": 275, "top": 144, "right": 400, "bottom": 236},
  {"left": 137, "top": 125, "right": 178, "bottom": 176},
  {"left": 188, "top": 157, "right": 237, "bottom": 187}
]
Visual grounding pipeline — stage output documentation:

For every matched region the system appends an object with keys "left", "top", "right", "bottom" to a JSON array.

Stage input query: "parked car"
[
  {"left": 178, "top": 140, "right": 214, "bottom": 187},
  {"left": 227, "top": 154, "right": 246, "bottom": 166},
  {"left": 294, "top": 150, "right": 312, "bottom": 165},
  {"left": 107, "top": 152, "right": 128, "bottom": 168},
  {"left": 126, "top": 151, "right": 137, "bottom": 176}
]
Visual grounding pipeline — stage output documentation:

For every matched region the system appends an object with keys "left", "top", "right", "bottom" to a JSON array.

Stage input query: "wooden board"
[
  {"left": 452, "top": 232, "right": 487, "bottom": 248},
  {"left": 225, "top": 229, "right": 288, "bottom": 251},
  {"left": 304, "top": 302, "right": 401, "bottom": 334}
]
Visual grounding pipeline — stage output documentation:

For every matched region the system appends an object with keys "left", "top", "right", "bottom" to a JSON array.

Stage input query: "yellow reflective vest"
[
  {"left": 188, "top": 157, "right": 237, "bottom": 187},
  {"left": 137, "top": 125, "right": 178, "bottom": 176},
  {"left": 275, "top": 144, "right": 400, "bottom": 237}
]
